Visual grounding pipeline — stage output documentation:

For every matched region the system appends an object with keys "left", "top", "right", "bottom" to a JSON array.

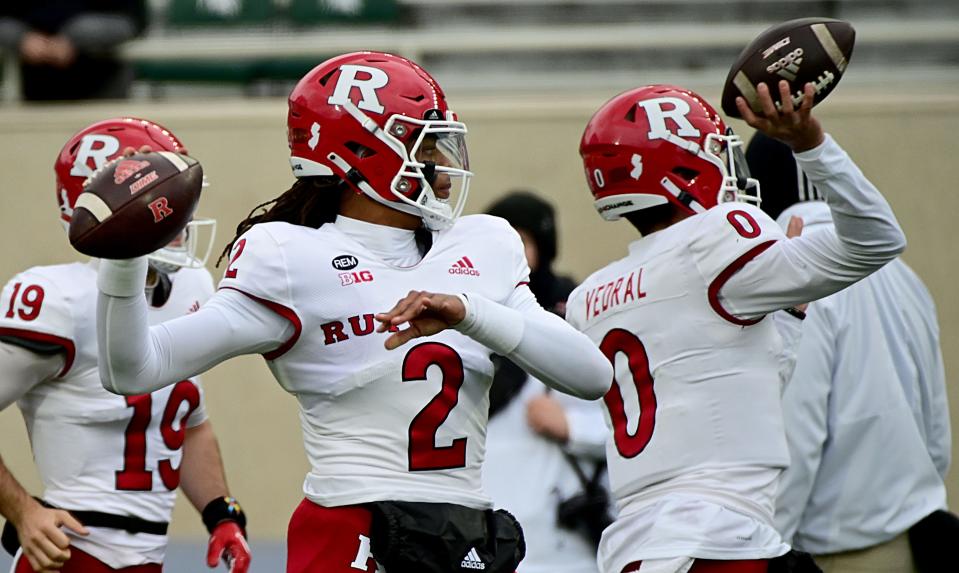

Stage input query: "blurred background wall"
[{"left": 0, "top": 1, "right": 957, "bottom": 571}]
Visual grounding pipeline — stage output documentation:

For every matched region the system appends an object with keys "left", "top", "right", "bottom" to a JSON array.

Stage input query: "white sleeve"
[
  {"left": 721, "top": 135, "right": 906, "bottom": 319},
  {"left": 98, "top": 258, "right": 293, "bottom": 395},
  {"left": 455, "top": 285, "right": 612, "bottom": 400},
  {"left": 774, "top": 303, "right": 835, "bottom": 543},
  {"left": 915, "top": 299, "right": 951, "bottom": 479},
  {"left": 773, "top": 310, "right": 804, "bottom": 390},
  {"left": 0, "top": 342, "right": 64, "bottom": 411}
]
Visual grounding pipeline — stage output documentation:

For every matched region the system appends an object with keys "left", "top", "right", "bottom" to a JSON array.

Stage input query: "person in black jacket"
[{"left": 0, "top": 1, "right": 147, "bottom": 101}]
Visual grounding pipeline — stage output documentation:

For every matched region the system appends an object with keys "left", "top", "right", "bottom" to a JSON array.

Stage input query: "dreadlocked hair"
[{"left": 217, "top": 177, "right": 343, "bottom": 266}]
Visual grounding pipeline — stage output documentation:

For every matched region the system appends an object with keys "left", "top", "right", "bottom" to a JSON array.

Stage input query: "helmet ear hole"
[
  {"left": 671, "top": 166, "right": 699, "bottom": 182},
  {"left": 318, "top": 69, "right": 336, "bottom": 86},
  {"left": 344, "top": 141, "right": 376, "bottom": 159}
]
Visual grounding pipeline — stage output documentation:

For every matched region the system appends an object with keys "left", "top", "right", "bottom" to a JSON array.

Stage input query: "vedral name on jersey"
[{"left": 584, "top": 267, "right": 647, "bottom": 322}]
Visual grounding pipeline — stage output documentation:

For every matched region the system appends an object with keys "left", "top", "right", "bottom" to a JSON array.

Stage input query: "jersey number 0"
[{"left": 601, "top": 329, "right": 657, "bottom": 458}]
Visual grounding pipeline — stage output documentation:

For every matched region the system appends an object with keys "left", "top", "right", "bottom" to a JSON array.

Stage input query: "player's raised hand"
[
  {"left": 15, "top": 502, "right": 88, "bottom": 573},
  {"left": 207, "top": 521, "right": 251, "bottom": 573},
  {"left": 376, "top": 291, "right": 467, "bottom": 350},
  {"left": 736, "top": 80, "right": 825, "bottom": 152}
]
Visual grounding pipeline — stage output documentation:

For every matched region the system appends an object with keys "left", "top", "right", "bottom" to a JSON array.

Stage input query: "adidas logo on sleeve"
[{"left": 460, "top": 547, "right": 486, "bottom": 570}]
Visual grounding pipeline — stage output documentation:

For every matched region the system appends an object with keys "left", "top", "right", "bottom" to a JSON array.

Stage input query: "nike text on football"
[{"left": 449, "top": 256, "right": 480, "bottom": 276}]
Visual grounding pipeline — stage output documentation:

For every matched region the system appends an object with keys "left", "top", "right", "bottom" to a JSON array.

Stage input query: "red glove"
[{"left": 207, "top": 521, "right": 251, "bottom": 572}]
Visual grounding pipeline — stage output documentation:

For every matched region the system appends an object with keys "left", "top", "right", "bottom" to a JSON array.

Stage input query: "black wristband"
[
  {"left": 784, "top": 306, "right": 806, "bottom": 321},
  {"left": 202, "top": 496, "right": 247, "bottom": 535}
]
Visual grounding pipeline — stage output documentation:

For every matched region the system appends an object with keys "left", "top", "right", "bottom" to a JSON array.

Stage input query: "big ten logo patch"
[{"left": 340, "top": 270, "right": 374, "bottom": 286}]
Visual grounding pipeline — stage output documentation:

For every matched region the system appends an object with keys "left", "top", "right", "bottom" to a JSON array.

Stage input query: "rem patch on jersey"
[{"left": 332, "top": 255, "right": 359, "bottom": 270}]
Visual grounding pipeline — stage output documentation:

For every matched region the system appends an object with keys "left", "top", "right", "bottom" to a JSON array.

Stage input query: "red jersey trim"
[
  {"left": 218, "top": 286, "right": 302, "bottom": 360},
  {"left": 515, "top": 281, "right": 529, "bottom": 288},
  {"left": 707, "top": 239, "right": 777, "bottom": 326},
  {"left": 0, "top": 327, "right": 76, "bottom": 377}
]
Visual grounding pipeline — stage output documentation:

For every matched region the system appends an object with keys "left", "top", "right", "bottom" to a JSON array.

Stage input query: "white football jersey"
[
  {"left": 566, "top": 202, "right": 792, "bottom": 569},
  {"left": 218, "top": 214, "right": 529, "bottom": 509},
  {"left": 0, "top": 261, "right": 212, "bottom": 568}
]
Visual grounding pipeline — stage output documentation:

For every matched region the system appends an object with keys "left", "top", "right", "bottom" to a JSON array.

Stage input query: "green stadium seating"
[
  {"left": 167, "top": 0, "right": 277, "bottom": 26},
  {"left": 287, "top": 0, "right": 398, "bottom": 25}
]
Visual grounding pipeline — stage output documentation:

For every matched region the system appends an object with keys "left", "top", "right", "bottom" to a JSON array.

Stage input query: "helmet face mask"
[
  {"left": 287, "top": 52, "right": 473, "bottom": 230},
  {"left": 148, "top": 218, "right": 218, "bottom": 273},
  {"left": 385, "top": 113, "right": 471, "bottom": 230},
  {"left": 55, "top": 117, "right": 216, "bottom": 270},
  {"left": 580, "top": 85, "right": 761, "bottom": 222},
  {"left": 705, "top": 129, "right": 761, "bottom": 208}
]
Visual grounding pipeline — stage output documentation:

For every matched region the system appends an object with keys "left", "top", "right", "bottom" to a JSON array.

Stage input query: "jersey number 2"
[
  {"left": 601, "top": 329, "right": 657, "bottom": 458},
  {"left": 403, "top": 342, "right": 467, "bottom": 471},
  {"left": 115, "top": 381, "right": 201, "bottom": 491}
]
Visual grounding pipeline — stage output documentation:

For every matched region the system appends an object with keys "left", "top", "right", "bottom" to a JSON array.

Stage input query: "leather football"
[
  {"left": 721, "top": 17, "right": 855, "bottom": 118},
  {"left": 69, "top": 152, "right": 203, "bottom": 259}
]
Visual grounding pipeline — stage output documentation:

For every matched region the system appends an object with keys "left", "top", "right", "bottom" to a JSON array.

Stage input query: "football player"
[
  {"left": 0, "top": 118, "right": 250, "bottom": 573},
  {"left": 89, "top": 52, "right": 613, "bottom": 573},
  {"left": 566, "top": 81, "right": 906, "bottom": 573}
]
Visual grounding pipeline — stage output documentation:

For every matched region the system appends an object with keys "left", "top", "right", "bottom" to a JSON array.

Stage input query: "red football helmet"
[
  {"left": 288, "top": 51, "right": 472, "bottom": 230},
  {"left": 54, "top": 117, "right": 216, "bottom": 269},
  {"left": 580, "top": 84, "right": 759, "bottom": 221}
]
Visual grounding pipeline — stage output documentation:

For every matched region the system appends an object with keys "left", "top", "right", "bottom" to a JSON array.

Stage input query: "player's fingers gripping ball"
[{"left": 68, "top": 151, "right": 203, "bottom": 259}]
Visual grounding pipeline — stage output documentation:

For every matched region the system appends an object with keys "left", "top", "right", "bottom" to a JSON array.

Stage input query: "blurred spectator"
[
  {"left": 747, "top": 132, "right": 956, "bottom": 573},
  {"left": 483, "top": 190, "right": 610, "bottom": 573},
  {"left": 0, "top": 1, "right": 147, "bottom": 101}
]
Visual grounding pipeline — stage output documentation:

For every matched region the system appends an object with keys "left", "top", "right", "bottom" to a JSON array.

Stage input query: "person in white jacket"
[
  {"left": 747, "top": 131, "right": 953, "bottom": 573},
  {"left": 482, "top": 191, "right": 610, "bottom": 573}
]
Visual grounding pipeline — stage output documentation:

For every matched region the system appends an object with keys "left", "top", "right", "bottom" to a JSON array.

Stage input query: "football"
[
  {"left": 721, "top": 17, "right": 855, "bottom": 118},
  {"left": 69, "top": 152, "right": 204, "bottom": 259}
]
